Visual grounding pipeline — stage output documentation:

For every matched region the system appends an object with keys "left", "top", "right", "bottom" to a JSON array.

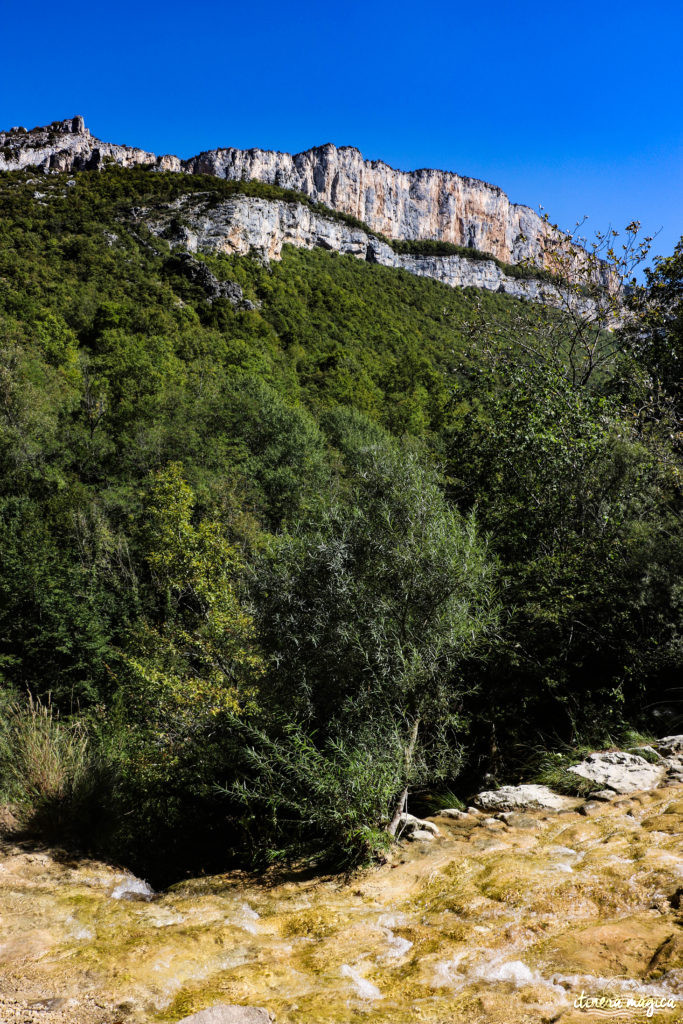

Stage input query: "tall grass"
[{"left": 0, "top": 696, "right": 116, "bottom": 843}]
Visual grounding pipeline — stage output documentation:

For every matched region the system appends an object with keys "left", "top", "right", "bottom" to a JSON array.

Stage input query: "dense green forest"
[{"left": 0, "top": 167, "right": 680, "bottom": 882}]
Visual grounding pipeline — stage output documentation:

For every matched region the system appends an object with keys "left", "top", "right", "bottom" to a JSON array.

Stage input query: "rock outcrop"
[
  {"left": 167, "top": 252, "right": 255, "bottom": 308},
  {"left": 1, "top": 117, "right": 617, "bottom": 308},
  {"left": 0, "top": 117, "right": 173, "bottom": 174},
  {"left": 567, "top": 752, "right": 666, "bottom": 794},
  {"left": 141, "top": 192, "right": 598, "bottom": 314},
  {"left": 183, "top": 142, "right": 549, "bottom": 266},
  {"left": 0, "top": 117, "right": 588, "bottom": 272},
  {"left": 568, "top": 742, "right": 683, "bottom": 794},
  {"left": 473, "top": 785, "right": 581, "bottom": 813}
]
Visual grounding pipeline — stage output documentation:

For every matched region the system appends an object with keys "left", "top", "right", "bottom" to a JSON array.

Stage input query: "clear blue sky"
[{"left": 3, "top": 0, "right": 682, "bottom": 266}]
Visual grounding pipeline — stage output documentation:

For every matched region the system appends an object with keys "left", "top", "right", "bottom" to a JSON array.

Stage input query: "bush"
[{"left": 227, "top": 717, "right": 409, "bottom": 868}]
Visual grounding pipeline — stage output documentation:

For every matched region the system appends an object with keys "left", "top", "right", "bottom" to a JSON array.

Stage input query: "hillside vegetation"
[{"left": 0, "top": 167, "right": 680, "bottom": 881}]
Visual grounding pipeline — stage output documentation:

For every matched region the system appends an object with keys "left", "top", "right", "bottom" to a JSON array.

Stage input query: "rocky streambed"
[{"left": 1, "top": 748, "right": 682, "bottom": 1024}]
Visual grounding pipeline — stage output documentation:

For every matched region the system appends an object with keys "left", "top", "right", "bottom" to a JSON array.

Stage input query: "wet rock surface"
[
  {"left": 177, "top": 1006, "right": 272, "bottom": 1023},
  {"left": 1, "top": 783, "right": 681, "bottom": 1024}
]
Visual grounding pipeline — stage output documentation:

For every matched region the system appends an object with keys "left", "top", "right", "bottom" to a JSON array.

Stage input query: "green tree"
[
  {"left": 624, "top": 234, "right": 683, "bottom": 409},
  {"left": 253, "top": 412, "right": 497, "bottom": 845},
  {"left": 447, "top": 351, "right": 682, "bottom": 751},
  {"left": 123, "top": 463, "right": 263, "bottom": 725}
]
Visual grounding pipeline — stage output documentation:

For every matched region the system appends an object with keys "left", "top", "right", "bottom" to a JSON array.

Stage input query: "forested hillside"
[{"left": 0, "top": 167, "right": 680, "bottom": 882}]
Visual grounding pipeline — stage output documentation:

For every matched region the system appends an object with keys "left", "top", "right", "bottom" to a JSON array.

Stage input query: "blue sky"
[{"left": 3, "top": 0, "right": 682, "bottom": 266}]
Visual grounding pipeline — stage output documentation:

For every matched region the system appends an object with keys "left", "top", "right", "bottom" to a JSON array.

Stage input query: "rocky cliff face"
[
  {"left": 0, "top": 117, "right": 179, "bottom": 174},
  {"left": 183, "top": 144, "right": 550, "bottom": 265},
  {"left": 1, "top": 117, "right": 551, "bottom": 264},
  {"left": 1, "top": 117, "right": 612, "bottom": 304},
  {"left": 141, "top": 192, "right": 599, "bottom": 317}
]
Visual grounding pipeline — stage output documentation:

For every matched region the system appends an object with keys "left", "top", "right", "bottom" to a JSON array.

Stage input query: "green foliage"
[
  {"left": 447, "top": 348, "right": 682, "bottom": 747},
  {"left": 625, "top": 235, "right": 683, "bottom": 404},
  {"left": 124, "top": 462, "right": 263, "bottom": 721},
  {"left": 227, "top": 717, "right": 406, "bottom": 867},
  {"left": 248, "top": 411, "right": 497, "bottom": 855},
  {"left": 255, "top": 413, "right": 496, "bottom": 731},
  {"left": 0, "top": 168, "right": 679, "bottom": 877}
]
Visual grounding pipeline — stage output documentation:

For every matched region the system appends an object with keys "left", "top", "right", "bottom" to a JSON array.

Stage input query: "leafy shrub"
[{"left": 226, "top": 717, "right": 407, "bottom": 868}]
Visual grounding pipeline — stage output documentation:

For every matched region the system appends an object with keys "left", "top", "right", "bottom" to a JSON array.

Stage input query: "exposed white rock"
[
  {"left": 658, "top": 736, "right": 683, "bottom": 755},
  {"left": 0, "top": 118, "right": 548, "bottom": 264},
  {"left": 110, "top": 875, "right": 154, "bottom": 901},
  {"left": 140, "top": 192, "right": 602, "bottom": 316},
  {"left": 474, "top": 785, "right": 581, "bottom": 812},
  {"left": 567, "top": 752, "right": 667, "bottom": 795},
  {"left": 396, "top": 812, "right": 440, "bottom": 837},
  {"left": 0, "top": 116, "right": 612, "bottom": 290},
  {"left": 177, "top": 1007, "right": 272, "bottom": 1024},
  {"left": 437, "top": 808, "right": 471, "bottom": 820},
  {"left": 408, "top": 828, "right": 436, "bottom": 842}
]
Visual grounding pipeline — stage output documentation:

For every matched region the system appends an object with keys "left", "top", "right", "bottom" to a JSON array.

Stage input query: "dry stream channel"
[{"left": 1, "top": 785, "right": 682, "bottom": 1024}]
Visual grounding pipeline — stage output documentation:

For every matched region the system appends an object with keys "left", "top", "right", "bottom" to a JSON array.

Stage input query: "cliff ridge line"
[{"left": 0, "top": 116, "right": 551, "bottom": 266}]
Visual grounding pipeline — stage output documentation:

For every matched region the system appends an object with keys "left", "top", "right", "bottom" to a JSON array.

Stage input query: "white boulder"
[
  {"left": 396, "top": 813, "right": 440, "bottom": 837},
  {"left": 567, "top": 751, "right": 666, "bottom": 794},
  {"left": 474, "top": 784, "right": 579, "bottom": 812}
]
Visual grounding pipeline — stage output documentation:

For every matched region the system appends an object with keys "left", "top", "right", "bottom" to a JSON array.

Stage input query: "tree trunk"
[{"left": 387, "top": 715, "right": 420, "bottom": 837}]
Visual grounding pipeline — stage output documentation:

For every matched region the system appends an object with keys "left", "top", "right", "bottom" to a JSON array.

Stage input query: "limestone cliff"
[
  {"left": 0, "top": 117, "right": 178, "bottom": 174},
  {"left": 1, "top": 117, "right": 550, "bottom": 264},
  {"left": 183, "top": 144, "right": 549, "bottom": 265},
  {"left": 140, "top": 192, "right": 599, "bottom": 317},
  {"left": 1, "top": 116, "right": 612, "bottom": 305}
]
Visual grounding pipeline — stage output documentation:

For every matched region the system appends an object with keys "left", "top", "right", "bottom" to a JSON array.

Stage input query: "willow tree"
[{"left": 253, "top": 410, "right": 497, "bottom": 848}]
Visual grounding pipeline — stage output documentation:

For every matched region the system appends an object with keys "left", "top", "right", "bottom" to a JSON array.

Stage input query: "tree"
[
  {"left": 622, "top": 234, "right": 683, "bottom": 423},
  {"left": 446, "top": 350, "right": 682, "bottom": 751},
  {"left": 122, "top": 462, "right": 263, "bottom": 735},
  {"left": 252, "top": 411, "right": 497, "bottom": 849},
  {"left": 461, "top": 219, "right": 655, "bottom": 390}
]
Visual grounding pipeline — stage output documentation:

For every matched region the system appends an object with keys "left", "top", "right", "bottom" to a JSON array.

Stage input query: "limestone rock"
[
  {"left": 658, "top": 735, "right": 683, "bottom": 755},
  {"left": 396, "top": 812, "right": 440, "bottom": 837},
  {"left": 140, "top": 192, "right": 600, "bottom": 317},
  {"left": 0, "top": 116, "right": 611, "bottom": 287},
  {"left": 407, "top": 828, "right": 435, "bottom": 842},
  {"left": 474, "top": 784, "right": 580, "bottom": 812},
  {"left": 177, "top": 1007, "right": 272, "bottom": 1024},
  {"left": 628, "top": 744, "right": 663, "bottom": 761},
  {"left": 437, "top": 808, "right": 470, "bottom": 820},
  {"left": 169, "top": 252, "right": 254, "bottom": 308},
  {"left": 183, "top": 141, "right": 552, "bottom": 265},
  {"left": 496, "top": 811, "right": 543, "bottom": 829},
  {"left": 567, "top": 752, "right": 667, "bottom": 794},
  {"left": 481, "top": 817, "right": 507, "bottom": 829},
  {"left": 0, "top": 117, "right": 158, "bottom": 175}
]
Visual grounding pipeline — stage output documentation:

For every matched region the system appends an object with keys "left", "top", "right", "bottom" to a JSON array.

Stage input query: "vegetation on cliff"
[{"left": 0, "top": 167, "right": 680, "bottom": 880}]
